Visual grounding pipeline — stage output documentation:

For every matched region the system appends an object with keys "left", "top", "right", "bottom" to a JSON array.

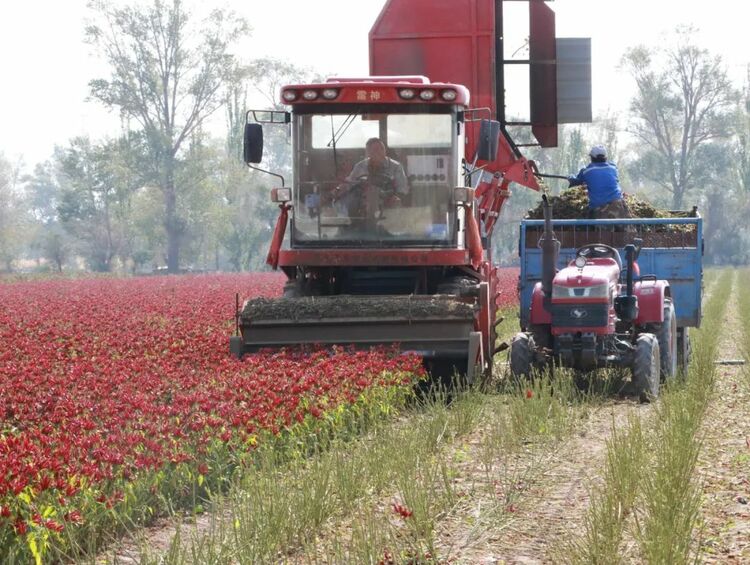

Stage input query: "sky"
[{"left": 0, "top": 0, "right": 747, "bottom": 169}]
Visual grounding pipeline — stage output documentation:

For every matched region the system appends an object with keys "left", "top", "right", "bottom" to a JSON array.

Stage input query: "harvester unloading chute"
[{"left": 370, "top": 0, "right": 553, "bottom": 225}]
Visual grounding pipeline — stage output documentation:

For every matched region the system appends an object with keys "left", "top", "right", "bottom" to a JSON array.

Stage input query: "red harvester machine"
[{"left": 231, "top": 0, "right": 584, "bottom": 381}]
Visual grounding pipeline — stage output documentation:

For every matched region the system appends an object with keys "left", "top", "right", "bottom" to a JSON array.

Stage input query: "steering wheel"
[
  {"left": 342, "top": 174, "right": 400, "bottom": 218},
  {"left": 575, "top": 244, "right": 623, "bottom": 271}
]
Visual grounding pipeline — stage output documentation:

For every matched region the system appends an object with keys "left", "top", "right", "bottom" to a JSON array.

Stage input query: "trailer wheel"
[
  {"left": 677, "top": 327, "right": 691, "bottom": 374},
  {"left": 510, "top": 332, "right": 535, "bottom": 379},
  {"left": 653, "top": 299, "right": 677, "bottom": 381},
  {"left": 632, "top": 333, "right": 660, "bottom": 402}
]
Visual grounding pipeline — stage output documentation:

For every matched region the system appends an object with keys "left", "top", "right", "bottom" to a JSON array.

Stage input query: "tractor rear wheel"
[
  {"left": 654, "top": 299, "right": 677, "bottom": 381},
  {"left": 510, "top": 332, "right": 535, "bottom": 379},
  {"left": 632, "top": 333, "right": 660, "bottom": 402},
  {"left": 677, "top": 327, "right": 691, "bottom": 374}
]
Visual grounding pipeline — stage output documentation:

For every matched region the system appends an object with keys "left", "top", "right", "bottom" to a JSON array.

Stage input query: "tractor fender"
[
  {"left": 633, "top": 280, "right": 669, "bottom": 325},
  {"left": 529, "top": 282, "right": 552, "bottom": 325}
]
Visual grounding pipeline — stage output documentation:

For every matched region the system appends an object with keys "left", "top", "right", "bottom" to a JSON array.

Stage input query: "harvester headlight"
[
  {"left": 398, "top": 88, "right": 416, "bottom": 100},
  {"left": 302, "top": 89, "right": 318, "bottom": 101},
  {"left": 321, "top": 88, "right": 339, "bottom": 100},
  {"left": 419, "top": 89, "right": 436, "bottom": 100},
  {"left": 453, "top": 187, "right": 474, "bottom": 203},
  {"left": 281, "top": 90, "right": 297, "bottom": 102},
  {"left": 271, "top": 188, "right": 292, "bottom": 203},
  {"left": 440, "top": 89, "right": 457, "bottom": 101}
]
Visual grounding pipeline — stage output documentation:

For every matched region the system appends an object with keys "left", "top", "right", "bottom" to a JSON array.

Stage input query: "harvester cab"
[{"left": 233, "top": 79, "right": 497, "bottom": 380}]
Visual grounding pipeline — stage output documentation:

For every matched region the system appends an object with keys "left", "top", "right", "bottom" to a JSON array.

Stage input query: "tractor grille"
[{"left": 551, "top": 303, "right": 609, "bottom": 328}]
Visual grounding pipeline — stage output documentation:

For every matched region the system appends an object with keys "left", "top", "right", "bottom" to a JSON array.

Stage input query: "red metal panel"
[
  {"left": 369, "top": 0, "right": 496, "bottom": 112},
  {"left": 529, "top": 0, "right": 558, "bottom": 147},
  {"left": 278, "top": 249, "right": 470, "bottom": 268},
  {"left": 634, "top": 281, "right": 667, "bottom": 325}
]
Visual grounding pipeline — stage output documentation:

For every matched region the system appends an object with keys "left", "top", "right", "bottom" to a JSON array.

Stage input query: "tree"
[
  {"left": 56, "top": 136, "right": 145, "bottom": 272},
  {"left": 0, "top": 154, "right": 26, "bottom": 271},
  {"left": 735, "top": 65, "right": 750, "bottom": 193},
  {"left": 22, "top": 161, "right": 71, "bottom": 272},
  {"left": 622, "top": 28, "right": 736, "bottom": 209},
  {"left": 86, "top": 0, "right": 249, "bottom": 272},
  {"left": 218, "top": 58, "right": 316, "bottom": 271}
]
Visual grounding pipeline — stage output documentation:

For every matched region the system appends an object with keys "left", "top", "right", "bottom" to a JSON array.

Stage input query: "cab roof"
[{"left": 279, "top": 77, "right": 470, "bottom": 106}]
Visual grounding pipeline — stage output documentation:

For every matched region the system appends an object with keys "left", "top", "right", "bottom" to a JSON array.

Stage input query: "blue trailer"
[{"left": 513, "top": 214, "right": 703, "bottom": 394}]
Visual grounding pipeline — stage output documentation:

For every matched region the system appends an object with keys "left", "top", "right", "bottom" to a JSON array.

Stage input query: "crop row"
[
  {"left": 0, "top": 274, "right": 431, "bottom": 562},
  {"left": 0, "top": 270, "right": 521, "bottom": 562}
]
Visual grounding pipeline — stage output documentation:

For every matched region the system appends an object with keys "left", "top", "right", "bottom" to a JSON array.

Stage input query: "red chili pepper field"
[{"left": 0, "top": 270, "right": 518, "bottom": 561}]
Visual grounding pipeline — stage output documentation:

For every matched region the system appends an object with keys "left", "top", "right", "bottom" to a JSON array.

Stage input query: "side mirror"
[
  {"left": 477, "top": 119, "right": 501, "bottom": 162},
  {"left": 243, "top": 123, "right": 264, "bottom": 164}
]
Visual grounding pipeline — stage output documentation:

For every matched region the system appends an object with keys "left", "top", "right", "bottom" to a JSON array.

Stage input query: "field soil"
[{"left": 429, "top": 399, "right": 649, "bottom": 564}]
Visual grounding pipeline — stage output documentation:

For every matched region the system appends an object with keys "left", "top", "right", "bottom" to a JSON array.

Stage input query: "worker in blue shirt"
[{"left": 568, "top": 145, "right": 630, "bottom": 218}]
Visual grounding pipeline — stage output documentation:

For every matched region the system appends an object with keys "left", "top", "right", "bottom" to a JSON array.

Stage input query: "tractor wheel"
[
  {"left": 632, "top": 333, "right": 660, "bottom": 402},
  {"left": 653, "top": 299, "right": 677, "bottom": 381},
  {"left": 510, "top": 332, "right": 535, "bottom": 380},
  {"left": 677, "top": 327, "right": 691, "bottom": 374}
]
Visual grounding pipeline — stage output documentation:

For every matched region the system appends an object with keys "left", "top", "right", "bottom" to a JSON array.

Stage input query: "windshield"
[{"left": 292, "top": 107, "right": 458, "bottom": 246}]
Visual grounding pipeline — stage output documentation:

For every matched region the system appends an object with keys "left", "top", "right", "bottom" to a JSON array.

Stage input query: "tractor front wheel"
[
  {"left": 654, "top": 299, "right": 677, "bottom": 381},
  {"left": 510, "top": 332, "right": 535, "bottom": 380},
  {"left": 632, "top": 333, "right": 660, "bottom": 402}
]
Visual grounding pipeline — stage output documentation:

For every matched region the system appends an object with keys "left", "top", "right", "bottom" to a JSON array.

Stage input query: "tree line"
[{"left": 0, "top": 3, "right": 748, "bottom": 274}]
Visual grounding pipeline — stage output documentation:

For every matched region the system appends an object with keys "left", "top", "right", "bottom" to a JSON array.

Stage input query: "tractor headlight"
[
  {"left": 552, "top": 285, "right": 568, "bottom": 299},
  {"left": 586, "top": 283, "right": 610, "bottom": 298},
  {"left": 552, "top": 283, "right": 610, "bottom": 298}
]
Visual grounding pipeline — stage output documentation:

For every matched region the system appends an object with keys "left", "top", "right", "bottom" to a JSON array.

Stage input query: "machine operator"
[
  {"left": 334, "top": 138, "right": 408, "bottom": 216},
  {"left": 568, "top": 144, "right": 630, "bottom": 219}
]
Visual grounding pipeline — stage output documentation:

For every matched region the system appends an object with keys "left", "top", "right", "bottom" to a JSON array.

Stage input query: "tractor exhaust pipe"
[
  {"left": 625, "top": 244, "right": 635, "bottom": 298},
  {"left": 615, "top": 243, "right": 639, "bottom": 322},
  {"left": 540, "top": 195, "right": 560, "bottom": 300}
]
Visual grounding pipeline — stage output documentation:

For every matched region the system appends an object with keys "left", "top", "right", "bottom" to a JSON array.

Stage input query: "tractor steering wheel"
[{"left": 575, "top": 244, "right": 623, "bottom": 271}]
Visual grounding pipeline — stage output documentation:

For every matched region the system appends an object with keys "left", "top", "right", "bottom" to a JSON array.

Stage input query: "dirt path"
[
  {"left": 697, "top": 273, "right": 750, "bottom": 562},
  {"left": 432, "top": 398, "right": 649, "bottom": 564}
]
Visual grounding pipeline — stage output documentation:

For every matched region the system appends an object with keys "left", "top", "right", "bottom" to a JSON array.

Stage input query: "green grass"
[
  {"left": 738, "top": 268, "right": 750, "bottom": 387},
  {"left": 122, "top": 367, "right": 603, "bottom": 564},
  {"left": 560, "top": 268, "right": 733, "bottom": 565}
]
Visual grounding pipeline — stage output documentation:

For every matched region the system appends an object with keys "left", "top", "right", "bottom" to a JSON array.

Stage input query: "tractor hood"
[{"left": 553, "top": 261, "right": 619, "bottom": 289}]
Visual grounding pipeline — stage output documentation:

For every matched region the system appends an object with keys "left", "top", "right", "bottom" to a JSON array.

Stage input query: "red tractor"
[{"left": 510, "top": 196, "right": 678, "bottom": 399}]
